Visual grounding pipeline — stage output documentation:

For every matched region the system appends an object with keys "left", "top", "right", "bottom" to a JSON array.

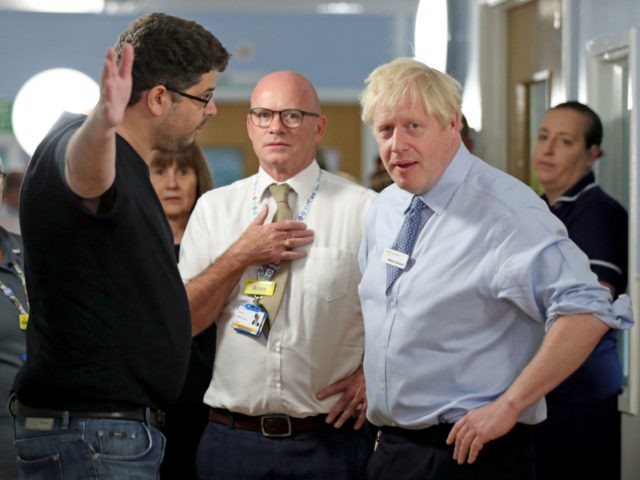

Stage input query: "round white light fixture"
[
  {"left": 414, "top": 0, "right": 449, "bottom": 72},
  {"left": 12, "top": 68, "right": 99, "bottom": 156}
]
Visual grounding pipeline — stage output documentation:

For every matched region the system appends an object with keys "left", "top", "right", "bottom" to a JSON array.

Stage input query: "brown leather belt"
[
  {"left": 9, "top": 397, "right": 165, "bottom": 429},
  {"left": 209, "top": 407, "right": 328, "bottom": 437}
]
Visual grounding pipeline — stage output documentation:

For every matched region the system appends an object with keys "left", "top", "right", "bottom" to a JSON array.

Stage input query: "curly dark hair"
[{"left": 114, "top": 13, "right": 230, "bottom": 106}]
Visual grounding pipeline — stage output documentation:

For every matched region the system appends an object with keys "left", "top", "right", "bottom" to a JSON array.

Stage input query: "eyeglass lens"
[{"left": 249, "top": 108, "right": 317, "bottom": 128}]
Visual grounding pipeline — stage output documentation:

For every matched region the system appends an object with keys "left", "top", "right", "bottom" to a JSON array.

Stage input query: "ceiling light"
[
  {"left": 414, "top": 0, "right": 448, "bottom": 72},
  {"left": 0, "top": 0, "right": 104, "bottom": 13},
  {"left": 12, "top": 68, "right": 99, "bottom": 156},
  {"left": 316, "top": 3, "right": 364, "bottom": 15}
]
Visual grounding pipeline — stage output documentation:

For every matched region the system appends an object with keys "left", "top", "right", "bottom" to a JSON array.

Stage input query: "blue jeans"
[{"left": 13, "top": 414, "right": 165, "bottom": 479}]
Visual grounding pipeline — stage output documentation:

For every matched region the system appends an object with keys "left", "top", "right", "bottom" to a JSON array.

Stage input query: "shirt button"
[
  {"left": 390, "top": 301, "right": 397, "bottom": 308},
  {"left": 381, "top": 341, "right": 387, "bottom": 349},
  {"left": 379, "top": 384, "right": 385, "bottom": 391},
  {"left": 272, "top": 343, "right": 282, "bottom": 353}
]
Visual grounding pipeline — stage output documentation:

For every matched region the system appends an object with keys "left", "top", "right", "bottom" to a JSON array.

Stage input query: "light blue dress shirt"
[{"left": 358, "top": 145, "right": 633, "bottom": 429}]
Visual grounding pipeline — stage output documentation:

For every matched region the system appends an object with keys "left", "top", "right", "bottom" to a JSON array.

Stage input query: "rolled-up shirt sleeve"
[{"left": 493, "top": 207, "right": 633, "bottom": 332}]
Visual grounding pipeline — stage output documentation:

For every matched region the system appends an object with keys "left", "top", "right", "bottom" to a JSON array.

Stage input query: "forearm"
[
  {"left": 500, "top": 313, "right": 609, "bottom": 414},
  {"left": 65, "top": 110, "right": 117, "bottom": 200},
  {"left": 448, "top": 313, "right": 611, "bottom": 464},
  {"left": 186, "top": 247, "right": 249, "bottom": 336},
  {"left": 65, "top": 45, "right": 132, "bottom": 202}
]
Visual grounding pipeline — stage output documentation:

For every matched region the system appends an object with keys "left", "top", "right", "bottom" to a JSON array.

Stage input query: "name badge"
[
  {"left": 244, "top": 279, "right": 276, "bottom": 297},
  {"left": 381, "top": 248, "right": 409, "bottom": 269},
  {"left": 232, "top": 303, "right": 268, "bottom": 337}
]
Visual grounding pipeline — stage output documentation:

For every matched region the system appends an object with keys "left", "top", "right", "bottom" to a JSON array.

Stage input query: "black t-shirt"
[{"left": 13, "top": 113, "right": 191, "bottom": 411}]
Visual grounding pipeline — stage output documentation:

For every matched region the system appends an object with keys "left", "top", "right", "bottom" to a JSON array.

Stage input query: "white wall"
[{"left": 566, "top": 2, "right": 640, "bottom": 478}]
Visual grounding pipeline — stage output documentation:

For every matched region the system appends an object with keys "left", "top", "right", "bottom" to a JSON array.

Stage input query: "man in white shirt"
[{"left": 179, "top": 70, "right": 376, "bottom": 479}]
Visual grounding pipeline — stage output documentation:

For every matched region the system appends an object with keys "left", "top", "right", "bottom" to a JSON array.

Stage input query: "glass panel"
[
  {"left": 586, "top": 35, "right": 632, "bottom": 407},
  {"left": 596, "top": 62, "right": 630, "bottom": 211},
  {"left": 528, "top": 79, "right": 548, "bottom": 194},
  {"left": 591, "top": 60, "right": 631, "bottom": 388}
]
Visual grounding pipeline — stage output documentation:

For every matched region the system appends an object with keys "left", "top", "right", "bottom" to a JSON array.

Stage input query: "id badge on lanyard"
[{"left": 232, "top": 280, "right": 276, "bottom": 336}]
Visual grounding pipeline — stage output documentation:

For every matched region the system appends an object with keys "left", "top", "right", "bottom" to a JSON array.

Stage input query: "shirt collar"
[
  {"left": 420, "top": 144, "right": 473, "bottom": 216},
  {"left": 541, "top": 171, "right": 596, "bottom": 206},
  {"left": 256, "top": 160, "right": 320, "bottom": 206}
]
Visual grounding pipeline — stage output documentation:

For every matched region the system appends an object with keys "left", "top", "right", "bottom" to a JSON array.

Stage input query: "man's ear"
[
  {"left": 146, "top": 85, "right": 170, "bottom": 116},
  {"left": 451, "top": 112, "right": 460, "bottom": 131},
  {"left": 314, "top": 114, "right": 327, "bottom": 142},
  {"left": 246, "top": 114, "right": 255, "bottom": 142}
]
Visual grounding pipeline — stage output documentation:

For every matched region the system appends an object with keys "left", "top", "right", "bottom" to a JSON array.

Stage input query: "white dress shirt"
[{"left": 180, "top": 161, "right": 376, "bottom": 417}]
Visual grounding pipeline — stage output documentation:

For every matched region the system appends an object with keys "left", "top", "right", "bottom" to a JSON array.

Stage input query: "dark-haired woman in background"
[{"left": 532, "top": 101, "right": 627, "bottom": 480}]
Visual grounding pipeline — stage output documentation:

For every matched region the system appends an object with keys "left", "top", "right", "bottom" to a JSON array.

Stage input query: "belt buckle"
[{"left": 260, "top": 414, "right": 292, "bottom": 437}]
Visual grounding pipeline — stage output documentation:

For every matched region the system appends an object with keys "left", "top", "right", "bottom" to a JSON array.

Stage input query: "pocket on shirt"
[{"left": 303, "top": 247, "right": 353, "bottom": 302}]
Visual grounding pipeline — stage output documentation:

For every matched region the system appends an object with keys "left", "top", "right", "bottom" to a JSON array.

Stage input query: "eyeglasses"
[
  {"left": 248, "top": 108, "right": 320, "bottom": 128},
  {"left": 166, "top": 87, "right": 213, "bottom": 108}
]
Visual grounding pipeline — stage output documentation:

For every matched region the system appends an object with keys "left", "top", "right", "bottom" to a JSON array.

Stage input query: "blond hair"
[{"left": 360, "top": 57, "right": 461, "bottom": 129}]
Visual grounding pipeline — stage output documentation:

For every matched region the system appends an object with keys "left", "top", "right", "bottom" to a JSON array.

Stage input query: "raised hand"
[
  {"left": 97, "top": 44, "right": 134, "bottom": 128},
  {"left": 65, "top": 44, "right": 134, "bottom": 204}
]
